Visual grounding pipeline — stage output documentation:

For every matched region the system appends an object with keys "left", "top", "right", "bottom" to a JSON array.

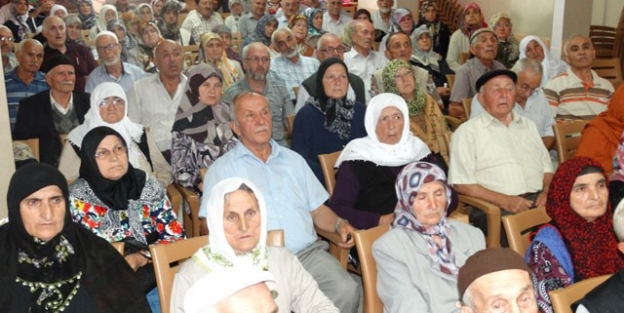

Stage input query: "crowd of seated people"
[{"left": 4, "top": 0, "right": 624, "bottom": 312}]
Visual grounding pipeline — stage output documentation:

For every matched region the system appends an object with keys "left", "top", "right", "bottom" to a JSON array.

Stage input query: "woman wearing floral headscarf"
[
  {"left": 416, "top": 1, "right": 451, "bottom": 58},
  {"left": 378, "top": 8, "right": 414, "bottom": 55},
  {"left": 382, "top": 59, "right": 450, "bottom": 163},
  {"left": 305, "top": 7, "right": 325, "bottom": 37},
  {"left": 526, "top": 156, "right": 624, "bottom": 313},
  {"left": 77, "top": 0, "right": 97, "bottom": 29},
  {"left": 410, "top": 25, "right": 451, "bottom": 98},
  {"left": 4, "top": 0, "right": 32, "bottom": 43},
  {"left": 373, "top": 162, "right": 485, "bottom": 312},
  {"left": 170, "top": 64, "right": 236, "bottom": 190},
  {"left": 200, "top": 32, "right": 243, "bottom": 89},
  {"left": 242, "top": 14, "right": 278, "bottom": 51},
  {"left": 157, "top": 0, "right": 190, "bottom": 46},
  {"left": 490, "top": 13, "right": 519, "bottom": 68},
  {"left": 446, "top": 2, "right": 487, "bottom": 72},
  {"left": 289, "top": 14, "right": 315, "bottom": 57},
  {"left": 89, "top": 4, "right": 117, "bottom": 40},
  {"left": 170, "top": 177, "right": 338, "bottom": 313}
]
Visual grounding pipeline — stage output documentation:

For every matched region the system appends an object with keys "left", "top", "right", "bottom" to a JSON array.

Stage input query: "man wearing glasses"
[
  {"left": 0, "top": 25, "right": 17, "bottom": 73},
  {"left": 85, "top": 31, "right": 146, "bottom": 93},
  {"left": 322, "top": 0, "right": 352, "bottom": 36}
]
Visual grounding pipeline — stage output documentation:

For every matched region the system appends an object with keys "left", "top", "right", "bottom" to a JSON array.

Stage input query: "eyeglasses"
[
  {"left": 320, "top": 46, "right": 345, "bottom": 54},
  {"left": 98, "top": 97, "right": 125, "bottom": 107},
  {"left": 245, "top": 56, "right": 270, "bottom": 63},
  {"left": 95, "top": 145, "right": 127, "bottom": 160},
  {"left": 96, "top": 43, "right": 118, "bottom": 52},
  {"left": 0, "top": 36, "right": 14, "bottom": 42}
]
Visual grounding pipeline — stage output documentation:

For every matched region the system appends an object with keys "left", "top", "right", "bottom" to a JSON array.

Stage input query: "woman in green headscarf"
[{"left": 382, "top": 59, "right": 450, "bottom": 163}]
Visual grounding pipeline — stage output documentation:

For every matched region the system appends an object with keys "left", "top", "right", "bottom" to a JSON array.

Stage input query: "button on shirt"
[
  {"left": 85, "top": 62, "right": 146, "bottom": 93},
  {"left": 343, "top": 48, "right": 386, "bottom": 98},
  {"left": 199, "top": 140, "right": 329, "bottom": 254},
  {"left": 269, "top": 55, "right": 320, "bottom": 100}
]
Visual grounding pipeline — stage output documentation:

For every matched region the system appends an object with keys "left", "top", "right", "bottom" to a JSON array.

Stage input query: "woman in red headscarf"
[{"left": 445, "top": 2, "right": 487, "bottom": 72}]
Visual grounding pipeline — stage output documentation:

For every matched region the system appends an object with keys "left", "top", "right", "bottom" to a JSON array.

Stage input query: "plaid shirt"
[{"left": 181, "top": 10, "right": 224, "bottom": 44}]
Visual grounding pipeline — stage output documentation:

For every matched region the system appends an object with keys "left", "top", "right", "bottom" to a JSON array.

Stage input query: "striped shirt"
[
  {"left": 544, "top": 68, "right": 614, "bottom": 118},
  {"left": 269, "top": 54, "right": 319, "bottom": 100},
  {"left": 4, "top": 69, "right": 49, "bottom": 131}
]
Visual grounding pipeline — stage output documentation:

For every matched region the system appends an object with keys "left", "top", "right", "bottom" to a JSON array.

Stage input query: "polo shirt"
[{"left": 544, "top": 67, "right": 614, "bottom": 118}]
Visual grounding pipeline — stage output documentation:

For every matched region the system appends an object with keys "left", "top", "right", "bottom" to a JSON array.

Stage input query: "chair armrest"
[
  {"left": 175, "top": 184, "right": 201, "bottom": 238},
  {"left": 458, "top": 195, "right": 501, "bottom": 248}
]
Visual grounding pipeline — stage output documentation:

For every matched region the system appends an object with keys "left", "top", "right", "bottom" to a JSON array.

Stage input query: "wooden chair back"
[
  {"left": 150, "top": 230, "right": 284, "bottom": 313},
  {"left": 461, "top": 98, "right": 472, "bottom": 120},
  {"left": 13, "top": 138, "right": 40, "bottom": 161},
  {"left": 177, "top": 13, "right": 187, "bottom": 27},
  {"left": 446, "top": 74, "right": 455, "bottom": 90},
  {"left": 554, "top": 120, "right": 589, "bottom": 164},
  {"left": 502, "top": 207, "right": 551, "bottom": 256},
  {"left": 111, "top": 241, "right": 125, "bottom": 255},
  {"left": 318, "top": 150, "right": 342, "bottom": 195},
  {"left": 182, "top": 44, "right": 200, "bottom": 67},
  {"left": 549, "top": 274, "right": 612, "bottom": 313},
  {"left": 590, "top": 25, "right": 617, "bottom": 59},
  {"left": 457, "top": 195, "right": 501, "bottom": 248},
  {"left": 591, "top": 58, "right": 623, "bottom": 85},
  {"left": 459, "top": 52, "right": 470, "bottom": 65},
  {"left": 353, "top": 225, "right": 389, "bottom": 313}
]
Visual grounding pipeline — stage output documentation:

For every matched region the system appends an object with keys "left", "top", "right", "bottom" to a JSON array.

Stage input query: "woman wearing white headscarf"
[
  {"left": 89, "top": 4, "right": 117, "bottom": 39},
  {"left": 58, "top": 82, "right": 172, "bottom": 186},
  {"left": 519, "top": 35, "right": 568, "bottom": 87},
  {"left": 49, "top": 4, "right": 68, "bottom": 18},
  {"left": 170, "top": 177, "right": 338, "bottom": 313}
]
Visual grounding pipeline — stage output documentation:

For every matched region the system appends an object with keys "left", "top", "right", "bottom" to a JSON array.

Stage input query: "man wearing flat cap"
[
  {"left": 13, "top": 54, "right": 90, "bottom": 167},
  {"left": 448, "top": 70, "right": 553, "bottom": 244},
  {"left": 457, "top": 248, "right": 538, "bottom": 313}
]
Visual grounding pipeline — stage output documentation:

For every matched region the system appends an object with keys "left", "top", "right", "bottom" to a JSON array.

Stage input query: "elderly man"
[
  {"left": 86, "top": 31, "right": 146, "bottom": 93},
  {"left": 13, "top": 54, "right": 90, "bottom": 167},
  {"left": 295, "top": 33, "right": 366, "bottom": 112},
  {"left": 198, "top": 91, "right": 360, "bottom": 313},
  {"left": 41, "top": 16, "right": 97, "bottom": 93},
  {"left": 343, "top": 20, "right": 386, "bottom": 99},
  {"left": 0, "top": 25, "right": 17, "bottom": 73},
  {"left": 470, "top": 58, "right": 556, "bottom": 149},
  {"left": 4, "top": 39, "right": 48, "bottom": 131},
  {"left": 181, "top": 0, "right": 224, "bottom": 44},
  {"left": 322, "top": 0, "right": 352, "bottom": 36},
  {"left": 270, "top": 27, "right": 319, "bottom": 100},
  {"left": 276, "top": 0, "right": 300, "bottom": 28},
  {"left": 128, "top": 40, "right": 187, "bottom": 162},
  {"left": 223, "top": 42, "right": 293, "bottom": 147},
  {"left": 238, "top": 0, "right": 266, "bottom": 38},
  {"left": 371, "top": 0, "right": 394, "bottom": 33},
  {"left": 449, "top": 28, "right": 506, "bottom": 119},
  {"left": 458, "top": 248, "right": 538, "bottom": 313},
  {"left": 545, "top": 34, "right": 614, "bottom": 119},
  {"left": 449, "top": 70, "right": 553, "bottom": 242}
]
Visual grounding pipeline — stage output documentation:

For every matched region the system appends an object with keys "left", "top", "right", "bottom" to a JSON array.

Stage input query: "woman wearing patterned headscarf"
[
  {"left": 304, "top": 7, "right": 325, "bottom": 36},
  {"left": 213, "top": 25, "right": 241, "bottom": 63},
  {"left": 77, "top": 0, "right": 97, "bottom": 29},
  {"left": 65, "top": 14, "right": 83, "bottom": 44},
  {"left": 410, "top": 25, "right": 451, "bottom": 97},
  {"left": 292, "top": 58, "right": 367, "bottom": 184},
  {"left": 129, "top": 20, "right": 163, "bottom": 73},
  {"left": 416, "top": 1, "right": 451, "bottom": 58},
  {"left": 377, "top": 8, "right": 414, "bottom": 55},
  {"left": 446, "top": 2, "right": 487, "bottom": 72},
  {"left": 526, "top": 156, "right": 624, "bottom": 313},
  {"left": 288, "top": 14, "right": 315, "bottom": 57},
  {"left": 4, "top": 0, "right": 32, "bottom": 43},
  {"left": 382, "top": 59, "right": 450, "bottom": 163},
  {"left": 489, "top": 13, "right": 519, "bottom": 68},
  {"left": 170, "top": 64, "right": 236, "bottom": 190},
  {"left": 200, "top": 32, "right": 243, "bottom": 89},
  {"left": 373, "top": 161, "right": 485, "bottom": 312},
  {"left": 157, "top": 0, "right": 190, "bottom": 46},
  {"left": 170, "top": 177, "right": 338, "bottom": 312},
  {"left": 89, "top": 4, "right": 117, "bottom": 39},
  {"left": 242, "top": 14, "right": 278, "bottom": 51}
]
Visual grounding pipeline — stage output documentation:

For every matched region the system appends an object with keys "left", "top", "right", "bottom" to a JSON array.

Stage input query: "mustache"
[{"left": 254, "top": 125, "right": 270, "bottom": 133}]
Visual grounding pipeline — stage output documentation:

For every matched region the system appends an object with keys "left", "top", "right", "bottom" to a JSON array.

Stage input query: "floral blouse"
[
  {"left": 526, "top": 241, "right": 574, "bottom": 313},
  {"left": 69, "top": 175, "right": 185, "bottom": 245}
]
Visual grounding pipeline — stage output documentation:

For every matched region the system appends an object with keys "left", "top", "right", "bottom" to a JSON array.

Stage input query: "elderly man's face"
[
  {"left": 462, "top": 269, "right": 537, "bottom": 313},
  {"left": 197, "top": 0, "right": 213, "bottom": 19},
  {"left": 352, "top": 21, "right": 374, "bottom": 52},
  {"left": 469, "top": 32, "right": 498, "bottom": 62},
  {"left": 17, "top": 41, "right": 43, "bottom": 73},
  {"left": 0, "top": 28, "right": 14, "bottom": 58},
  {"left": 377, "top": 0, "right": 393, "bottom": 13},
  {"left": 274, "top": 30, "right": 298, "bottom": 58},
  {"left": 326, "top": 0, "right": 342, "bottom": 17},
  {"left": 43, "top": 17, "right": 66, "bottom": 48},
  {"left": 565, "top": 36, "right": 595, "bottom": 69},
  {"left": 46, "top": 64, "right": 76, "bottom": 94},
  {"left": 230, "top": 94, "right": 273, "bottom": 148},
  {"left": 317, "top": 35, "right": 344, "bottom": 61},
  {"left": 20, "top": 185, "right": 66, "bottom": 242},
  {"left": 243, "top": 45, "right": 270, "bottom": 80},
  {"left": 478, "top": 75, "right": 516, "bottom": 121},
  {"left": 282, "top": 0, "right": 298, "bottom": 18},
  {"left": 96, "top": 34, "right": 121, "bottom": 66},
  {"left": 515, "top": 70, "right": 541, "bottom": 106},
  {"left": 251, "top": 0, "right": 266, "bottom": 17},
  {"left": 155, "top": 41, "right": 183, "bottom": 78},
  {"left": 385, "top": 33, "right": 412, "bottom": 62}
]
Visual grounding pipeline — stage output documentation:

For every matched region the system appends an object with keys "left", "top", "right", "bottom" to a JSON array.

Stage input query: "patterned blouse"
[
  {"left": 69, "top": 175, "right": 185, "bottom": 245},
  {"left": 526, "top": 242, "right": 574, "bottom": 313}
]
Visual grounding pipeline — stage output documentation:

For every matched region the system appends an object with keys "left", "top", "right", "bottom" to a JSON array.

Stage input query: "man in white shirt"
[
  {"left": 343, "top": 20, "right": 386, "bottom": 100},
  {"left": 276, "top": 0, "right": 299, "bottom": 28},
  {"left": 224, "top": 0, "right": 244, "bottom": 33},
  {"left": 371, "top": 0, "right": 393, "bottom": 33},
  {"left": 322, "top": 0, "right": 352, "bottom": 36},
  {"left": 270, "top": 27, "right": 319, "bottom": 100},
  {"left": 127, "top": 40, "right": 187, "bottom": 162},
  {"left": 238, "top": 0, "right": 266, "bottom": 37},
  {"left": 181, "top": 0, "right": 224, "bottom": 44}
]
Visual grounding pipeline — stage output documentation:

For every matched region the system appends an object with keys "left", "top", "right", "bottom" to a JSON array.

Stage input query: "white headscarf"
[
  {"left": 335, "top": 93, "right": 431, "bottom": 168},
  {"left": 50, "top": 4, "right": 68, "bottom": 17},
  {"left": 193, "top": 177, "right": 269, "bottom": 270},
  {"left": 67, "top": 82, "right": 144, "bottom": 165},
  {"left": 518, "top": 35, "right": 568, "bottom": 87},
  {"left": 97, "top": 5, "right": 118, "bottom": 32}
]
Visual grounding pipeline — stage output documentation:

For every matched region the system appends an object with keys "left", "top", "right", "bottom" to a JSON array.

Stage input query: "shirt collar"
[
  {"left": 50, "top": 92, "right": 74, "bottom": 114},
  {"left": 234, "top": 139, "right": 282, "bottom": 163}
]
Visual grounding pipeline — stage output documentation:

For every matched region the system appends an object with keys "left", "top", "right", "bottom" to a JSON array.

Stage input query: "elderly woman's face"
[
  {"left": 411, "top": 181, "right": 446, "bottom": 228},
  {"left": 322, "top": 63, "right": 348, "bottom": 99},
  {"left": 417, "top": 33, "right": 432, "bottom": 51},
  {"left": 464, "top": 8, "right": 481, "bottom": 27},
  {"left": 67, "top": 23, "right": 81, "bottom": 41},
  {"left": 163, "top": 9, "right": 177, "bottom": 24},
  {"left": 141, "top": 24, "right": 160, "bottom": 47},
  {"left": 79, "top": 2, "right": 92, "bottom": 15},
  {"left": 395, "top": 66, "right": 415, "bottom": 98},
  {"left": 424, "top": 5, "right": 437, "bottom": 22},
  {"left": 525, "top": 40, "right": 545, "bottom": 62},
  {"left": 138, "top": 6, "right": 153, "bottom": 22},
  {"left": 111, "top": 25, "right": 126, "bottom": 42},
  {"left": 313, "top": 12, "right": 323, "bottom": 30},
  {"left": 152, "top": 1, "right": 164, "bottom": 16},
  {"left": 20, "top": 185, "right": 65, "bottom": 242},
  {"left": 219, "top": 33, "right": 232, "bottom": 49},
  {"left": 292, "top": 20, "right": 308, "bottom": 40},
  {"left": 398, "top": 15, "right": 413, "bottom": 33},
  {"left": 375, "top": 106, "right": 403, "bottom": 144},
  {"left": 99, "top": 96, "right": 126, "bottom": 123},
  {"left": 105, "top": 9, "right": 117, "bottom": 23},
  {"left": 198, "top": 76, "right": 223, "bottom": 106},
  {"left": 204, "top": 38, "right": 223, "bottom": 61},
  {"left": 15, "top": 0, "right": 28, "bottom": 15},
  {"left": 493, "top": 17, "right": 512, "bottom": 40},
  {"left": 54, "top": 9, "right": 67, "bottom": 18},
  {"left": 569, "top": 172, "right": 608, "bottom": 222},
  {"left": 223, "top": 189, "right": 261, "bottom": 255},
  {"left": 264, "top": 20, "right": 277, "bottom": 38},
  {"left": 95, "top": 135, "right": 129, "bottom": 181}
]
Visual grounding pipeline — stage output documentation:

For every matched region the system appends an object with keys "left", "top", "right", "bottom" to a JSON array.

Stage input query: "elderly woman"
[
  {"left": 157, "top": 0, "right": 190, "bottom": 46},
  {"left": 78, "top": 0, "right": 97, "bottom": 29},
  {"left": 70, "top": 127, "right": 185, "bottom": 313},
  {"left": 383, "top": 59, "right": 450, "bottom": 163},
  {"left": 136, "top": 3, "right": 154, "bottom": 23},
  {"left": 150, "top": 0, "right": 164, "bottom": 17},
  {"left": 107, "top": 19, "right": 139, "bottom": 64},
  {"left": 65, "top": 14, "right": 83, "bottom": 44},
  {"left": 410, "top": 25, "right": 451, "bottom": 97},
  {"left": 527, "top": 156, "right": 624, "bottom": 313},
  {"left": 4, "top": 0, "right": 32, "bottom": 43},
  {"left": 519, "top": 35, "right": 568, "bottom": 87},
  {"left": 305, "top": 7, "right": 325, "bottom": 37},
  {"left": 378, "top": 8, "right": 415, "bottom": 55},
  {"left": 490, "top": 13, "right": 519, "bottom": 69},
  {"left": 373, "top": 162, "right": 485, "bottom": 311},
  {"left": 171, "top": 64, "right": 236, "bottom": 190},
  {"left": 0, "top": 163, "right": 151, "bottom": 313},
  {"left": 129, "top": 20, "right": 163, "bottom": 73},
  {"left": 242, "top": 14, "right": 278, "bottom": 51},
  {"left": 446, "top": 2, "right": 487, "bottom": 72},
  {"left": 170, "top": 177, "right": 338, "bottom": 313},
  {"left": 213, "top": 25, "right": 241, "bottom": 63},
  {"left": 122, "top": 12, "right": 141, "bottom": 42},
  {"left": 58, "top": 82, "right": 172, "bottom": 187},
  {"left": 292, "top": 58, "right": 367, "bottom": 184},
  {"left": 416, "top": 1, "right": 451, "bottom": 58},
  {"left": 331, "top": 93, "right": 451, "bottom": 230},
  {"left": 89, "top": 4, "right": 117, "bottom": 40},
  {"left": 289, "top": 14, "right": 315, "bottom": 57},
  {"left": 200, "top": 33, "right": 243, "bottom": 89},
  {"left": 49, "top": 4, "right": 67, "bottom": 18}
]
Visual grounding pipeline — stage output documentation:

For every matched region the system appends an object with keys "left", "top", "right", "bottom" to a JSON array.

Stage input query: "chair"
[
  {"left": 444, "top": 115, "right": 463, "bottom": 132},
  {"left": 459, "top": 52, "right": 470, "bottom": 65},
  {"left": 315, "top": 226, "right": 350, "bottom": 270},
  {"left": 176, "top": 184, "right": 202, "bottom": 238},
  {"left": 591, "top": 58, "right": 623, "bottom": 85},
  {"left": 150, "top": 230, "right": 284, "bottom": 313},
  {"left": 549, "top": 274, "right": 612, "bottom": 313},
  {"left": 461, "top": 98, "right": 472, "bottom": 121},
  {"left": 554, "top": 120, "right": 589, "bottom": 164},
  {"left": 457, "top": 195, "right": 501, "bottom": 248},
  {"left": 589, "top": 25, "right": 617, "bottom": 59},
  {"left": 177, "top": 13, "right": 187, "bottom": 27},
  {"left": 502, "top": 207, "right": 551, "bottom": 256},
  {"left": 318, "top": 150, "right": 342, "bottom": 195},
  {"left": 353, "top": 225, "right": 390, "bottom": 313},
  {"left": 182, "top": 44, "right": 200, "bottom": 67},
  {"left": 166, "top": 184, "right": 183, "bottom": 229},
  {"left": 13, "top": 138, "right": 40, "bottom": 161},
  {"left": 446, "top": 74, "right": 455, "bottom": 90},
  {"left": 111, "top": 241, "right": 125, "bottom": 255},
  {"left": 231, "top": 32, "right": 243, "bottom": 55}
]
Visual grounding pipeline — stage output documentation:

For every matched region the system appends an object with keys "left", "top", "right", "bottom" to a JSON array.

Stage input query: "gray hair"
[
  {"left": 511, "top": 58, "right": 543, "bottom": 76},
  {"left": 16, "top": 39, "right": 43, "bottom": 53},
  {"left": 0, "top": 24, "right": 12, "bottom": 33},
  {"left": 95, "top": 30, "right": 119, "bottom": 44},
  {"left": 461, "top": 286, "right": 475, "bottom": 310},
  {"left": 563, "top": 33, "right": 592, "bottom": 57},
  {"left": 241, "top": 42, "right": 270, "bottom": 61},
  {"left": 229, "top": 91, "right": 268, "bottom": 125},
  {"left": 42, "top": 15, "right": 65, "bottom": 32},
  {"left": 271, "top": 27, "right": 294, "bottom": 48},
  {"left": 317, "top": 33, "right": 341, "bottom": 51}
]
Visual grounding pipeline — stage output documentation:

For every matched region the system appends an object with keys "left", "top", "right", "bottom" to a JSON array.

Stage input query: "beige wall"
[
  {"left": 0, "top": 62, "right": 15, "bottom": 219},
  {"left": 592, "top": 0, "right": 624, "bottom": 27}
]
